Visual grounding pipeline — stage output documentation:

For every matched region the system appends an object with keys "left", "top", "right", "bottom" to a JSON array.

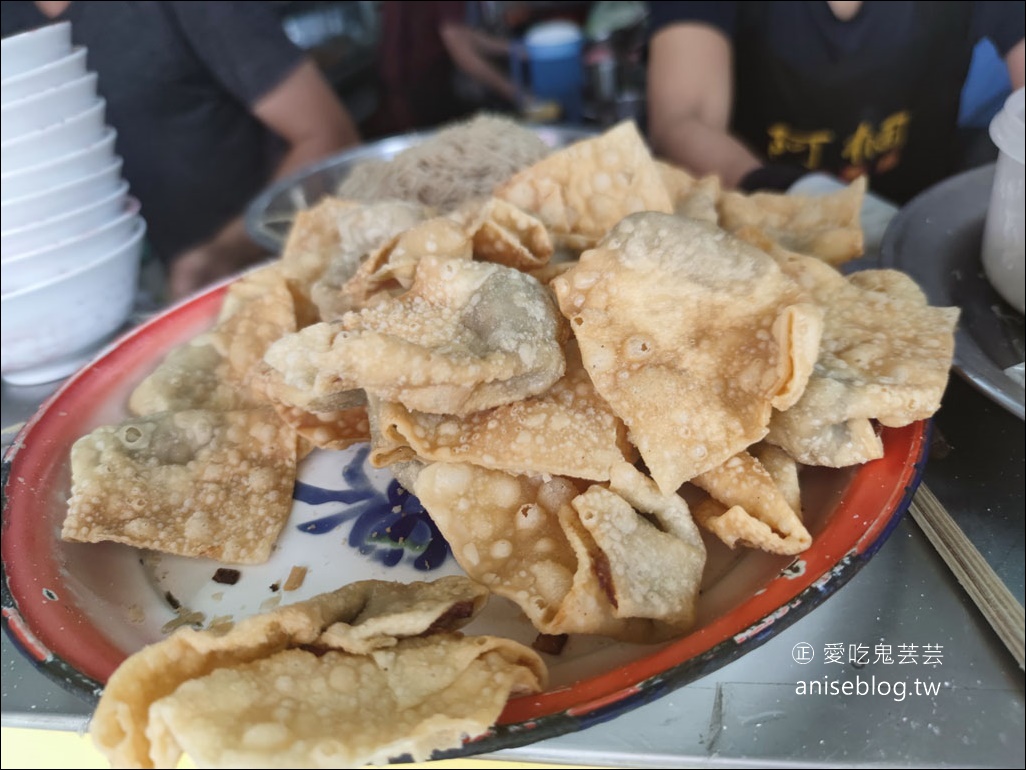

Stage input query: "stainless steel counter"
[{"left": 3, "top": 363, "right": 1023, "bottom": 767}]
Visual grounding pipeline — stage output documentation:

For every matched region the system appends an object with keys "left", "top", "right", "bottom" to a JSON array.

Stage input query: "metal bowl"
[{"left": 244, "top": 124, "right": 596, "bottom": 252}]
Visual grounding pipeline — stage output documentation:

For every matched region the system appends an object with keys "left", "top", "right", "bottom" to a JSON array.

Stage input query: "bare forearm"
[
  {"left": 202, "top": 128, "right": 358, "bottom": 261},
  {"left": 272, "top": 120, "right": 359, "bottom": 181},
  {"left": 467, "top": 26, "right": 511, "bottom": 57},
  {"left": 441, "top": 24, "right": 520, "bottom": 104},
  {"left": 167, "top": 60, "right": 361, "bottom": 299},
  {"left": 651, "top": 115, "right": 762, "bottom": 188},
  {"left": 205, "top": 95, "right": 360, "bottom": 257}
]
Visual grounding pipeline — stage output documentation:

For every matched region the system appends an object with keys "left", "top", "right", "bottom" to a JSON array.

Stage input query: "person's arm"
[
  {"left": 438, "top": 19, "right": 521, "bottom": 104},
  {"left": 1006, "top": 37, "right": 1024, "bottom": 89},
  {"left": 646, "top": 23, "right": 762, "bottom": 188},
  {"left": 168, "top": 60, "right": 360, "bottom": 299}
]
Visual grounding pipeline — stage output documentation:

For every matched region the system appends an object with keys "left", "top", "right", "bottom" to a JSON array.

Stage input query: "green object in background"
[{"left": 584, "top": 1, "right": 647, "bottom": 41}]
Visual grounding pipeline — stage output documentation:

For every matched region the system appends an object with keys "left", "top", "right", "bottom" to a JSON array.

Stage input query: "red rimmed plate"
[{"left": 1, "top": 281, "right": 927, "bottom": 757}]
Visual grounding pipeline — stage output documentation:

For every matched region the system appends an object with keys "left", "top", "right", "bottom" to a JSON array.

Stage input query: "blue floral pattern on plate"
[{"left": 293, "top": 446, "right": 450, "bottom": 571}]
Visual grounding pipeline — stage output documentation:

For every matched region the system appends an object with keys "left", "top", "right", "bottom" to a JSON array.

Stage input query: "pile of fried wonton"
[{"left": 64, "top": 118, "right": 958, "bottom": 768}]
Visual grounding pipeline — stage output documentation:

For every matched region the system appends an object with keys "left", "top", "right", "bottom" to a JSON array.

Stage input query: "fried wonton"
[
  {"left": 271, "top": 403, "right": 371, "bottom": 451},
  {"left": 325, "top": 216, "right": 473, "bottom": 318},
  {"left": 263, "top": 256, "right": 568, "bottom": 417},
  {"left": 280, "top": 197, "right": 361, "bottom": 291},
  {"left": 413, "top": 461, "right": 705, "bottom": 642},
  {"left": 767, "top": 269, "right": 958, "bottom": 466},
  {"left": 145, "top": 635, "right": 543, "bottom": 769},
  {"left": 211, "top": 263, "right": 298, "bottom": 391},
  {"left": 128, "top": 333, "right": 252, "bottom": 416},
  {"left": 717, "top": 177, "right": 866, "bottom": 266},
  {"left": 368, "top": 341, "right": 631, "bottom": 480},
  {"left": 63, "top": 407, "right": 296, "bottom": 564},
  {"left": 751, "top": 442, "right": 802, "bottom": 516},
  {"left": 568, "top": 462, "right": 706, "bottom": 628},
  {"left": 496, "top": 121, "right": 674, "bottom": 250},
  {"left": 129, "top": 265, "right": 297, "bottom": 415},
  {"left": 655, "top": 160, "right": 720, "bottom": 223},
  {"left": 91, "top": 577, "right": 541, "bottom": 769},
  {"left": 302, "top": 199, "right": 431, "bottom": 320},
  {"left": 692, "top": 450, "right": 811, "bottom": 555},
  {"left": 461, "top": 197, "right": 555, "bottom": 270},
  {"left": 553, "top": 212, "right": 822, "bottom": 493}
]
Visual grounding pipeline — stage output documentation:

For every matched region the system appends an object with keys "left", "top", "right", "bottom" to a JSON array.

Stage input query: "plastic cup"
[{"left": 981, "top": 88, "right": 1025, "bottom": 314}]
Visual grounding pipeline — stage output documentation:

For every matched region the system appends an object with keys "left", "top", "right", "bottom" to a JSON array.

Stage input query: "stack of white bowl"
[{"left": 1, "top": 21, "right": 146, "bottom": 386}]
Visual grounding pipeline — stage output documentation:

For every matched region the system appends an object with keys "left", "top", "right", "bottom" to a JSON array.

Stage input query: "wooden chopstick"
[{"left": 909, "top": 483, "right": 1025, "bottom": 669}]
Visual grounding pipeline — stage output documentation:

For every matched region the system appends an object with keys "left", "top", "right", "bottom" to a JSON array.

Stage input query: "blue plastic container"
[{"left": 512, "top": 21, "right": 584, "bottom": 123}]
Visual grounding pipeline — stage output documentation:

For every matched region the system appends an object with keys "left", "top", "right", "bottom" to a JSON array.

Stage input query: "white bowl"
[
  {"left": 0, "top": 98, "right": 105, "bottom": 173},
  {"left": 0, "top": 218, "right": 146, "bottom": 385},
  {"left": 1, "top": 183, "right": 129, "bottom": 259},
  {"left": 2, "top": 211, "right": 141, "bottom": 296},
  {"left": 1, "top": 46, "right": 87, "bottom": 105},
  {"left": 0, "top": 127, "right": 116, "bottom": 201},
  {"left": 0, "top": 21, "right": 71, "bottom": 81},
  {"left": 0, "top": 72, "right": 99, "bottom": 142},
  {"left": 1, "top": 157, "right": 122, "bottom": 233},
  {"left": 1, "top": 209, "right": 140, "bottom": 295}
]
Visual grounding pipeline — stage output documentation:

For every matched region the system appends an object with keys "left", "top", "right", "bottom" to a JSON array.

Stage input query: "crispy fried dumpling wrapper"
[
  {"left": 90, "top": 576, "right": 504, "bottom": 769},
  {"left": 294, "top": 199, "right": 429, "bottom": 319},
  {"left": 568, "top": 463, "right": 706, "bottom": 629},
  {"left": 413, "top": 464, "right": 589, "bottom": 633},
  {"left": 655, "top": 161, "right": 720, "bottom": 223},
  {"left": 769, "top": 409, "right": 884, "bottom": 467},
  {"left": 461, "top": 197, "right": 555, "bottom": 270},
  {"left": 253, "top": 342, "right": 367, "bottom": 415},
  {"left": 717, "top": 177, "right": 866, "bottom": 266},
  {"left": 751, "top": 442, "right": 802, "bottom": 516},
  {"left": 279, "top": 197, "right": 360, "bottom": 290},
  {"left": 211, "top": 263, "right": 298, "bottom": 390},
  {"left": 369, "top": 341, "right": 631, "bottom": 480},
  {"left": 324, "top": 217, "right": 473, "bottom": 318},
  {"left": 130, "top": 265, "right": 297, "bottom": 415},
  {"left": 527, "top": 260, "right": 577, "bottom": 286},
  {"left": 733, "top": 237, "right": 888, "bottom": 466},
  {"left": 128, "top": 333, "right": 252, "bottom": 416},
  {"left": 692, "top": 450, "right": 811, "bottom": 555},
  {"left": 414, "top": 462, "right": 705, "bottom": 641},
  {"left": 767, "top": 269, "right": 958, "bottom": 466},
  {"left": 145, "top": 635, "right": 544, "bottom": 769},
  {"left": 315, "top": 576, "right": 488, "bottom": 654},
  {"left": 496, "top": 121, "right": 674, "bottom": 250},
  {"left": 553, "top": 212, "right": 822, "bottom": 493},
  {"left": 272, "top": 402, "right": 371, "bottom": 451},
  {"left": 63, "top": 407, "right": 296, "bottom": 564},
  {"left": 263, "top": 256, "right": 567, "bottom": 416}
]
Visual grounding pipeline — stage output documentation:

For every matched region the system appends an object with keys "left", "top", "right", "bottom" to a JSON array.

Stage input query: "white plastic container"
[{"left": 982, "top": 87, "right": 1025, "bottom": 315}]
